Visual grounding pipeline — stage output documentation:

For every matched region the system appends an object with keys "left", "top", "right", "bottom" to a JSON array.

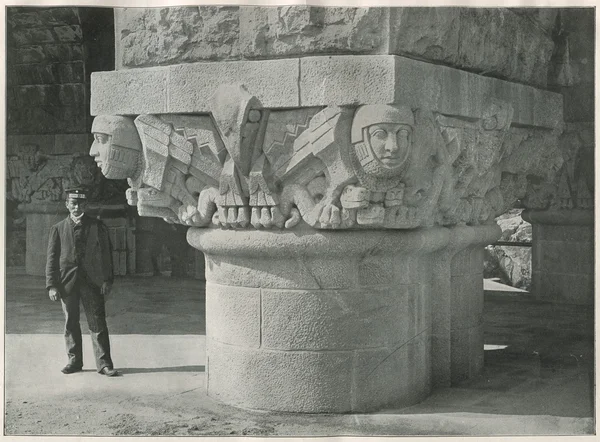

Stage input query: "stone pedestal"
[
  {"left": 189, "top": 227, "right": 451, "bottom": 413},
  {"left": 19, "top": 202, "right": 68, "bottom": 276},
  {"left": 523, "top": 210, "right": 594, "bottom": 305}
]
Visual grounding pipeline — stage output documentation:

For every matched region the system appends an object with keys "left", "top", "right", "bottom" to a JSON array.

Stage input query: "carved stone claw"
[
  {"left": 284, "top": 208, "right": 301, "bottom": 229},
  {"left": 320, "top": 203, "right": 342, "bottom": 228},
  {"left": 220, "top": 206, "right": 250, "bottom": 228}
]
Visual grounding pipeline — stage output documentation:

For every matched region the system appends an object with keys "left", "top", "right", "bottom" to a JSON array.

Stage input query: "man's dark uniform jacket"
[
  {"left": 46, "top": 215, "right": 113, "bottom": 296},
  {"left": 46, "top": 215, "right": 115, "bottom": 372}
]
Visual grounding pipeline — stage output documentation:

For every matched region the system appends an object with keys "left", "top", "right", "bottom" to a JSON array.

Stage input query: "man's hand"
[
  {"left": 101, "top": 282, "right": 113, "bottom": 297},
  {"left": 48, "top": 287, "right": 60, "bottom": 302}
]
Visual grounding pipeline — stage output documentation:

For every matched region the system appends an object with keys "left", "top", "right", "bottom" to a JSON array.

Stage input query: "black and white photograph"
[{"left": 3, "top": 2, "right": 596, "bottom": 438}]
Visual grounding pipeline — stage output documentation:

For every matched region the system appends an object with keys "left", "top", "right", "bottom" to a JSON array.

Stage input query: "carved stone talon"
[
  {"left": 237, "top": 206, "right": 250, "bottom": 228},
  {"left": 318, "top": 204, "right": 341, "bottom": 228},
  {"left": 271, "top": 206, "right": 286, "bottom": 229},
  {"left": 260, "top": 207, "right": 273, "bottom": 228},
  {"left": 227, "top": 207, "right": 239, "bottom": 228},
  {"left": 250, "top": 207, "right": 262, "bottom": 229},
  {"left": 218, "top": 206, "right": 228, "bottom": 227},
  {"left": 284, "top": 208, "right": 301, "bottom": 229}
]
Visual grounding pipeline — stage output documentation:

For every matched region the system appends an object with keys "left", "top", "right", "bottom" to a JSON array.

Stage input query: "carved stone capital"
[{"left": 91, "top": 83, "right": 564, "bottom": 231}]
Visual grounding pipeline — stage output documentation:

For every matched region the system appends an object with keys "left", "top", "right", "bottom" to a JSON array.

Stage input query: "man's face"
[
  {"left": 89, "top": 132, "right": 112, "bottom": 176},
  {"left": 367, "top": 123, "right": 411, "bottom": 169},
  {"left": 66, "top": 197, "right": 87, "bottom": 217}
]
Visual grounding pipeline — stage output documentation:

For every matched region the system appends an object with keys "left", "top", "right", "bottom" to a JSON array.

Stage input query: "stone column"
[
  {"left": 89, "top": 6, "right": 565, "bottom": 413},
  {"left": 523, "top": 210, "right": 593, "bottom": 305}
]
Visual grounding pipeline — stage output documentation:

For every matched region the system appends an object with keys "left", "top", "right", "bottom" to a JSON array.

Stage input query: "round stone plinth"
[{"left": 188, "top": 227, "right": 450, "bottom": 413}]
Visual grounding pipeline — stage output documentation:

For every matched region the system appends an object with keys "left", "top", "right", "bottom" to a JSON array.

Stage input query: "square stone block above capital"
[{"left": 91, "top": 55, "right": 562, "bottom": 130}]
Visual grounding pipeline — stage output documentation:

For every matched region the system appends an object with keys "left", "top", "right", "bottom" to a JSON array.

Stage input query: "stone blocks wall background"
[{"left": 6, "top": 7, "right": 115, "bottom": 266}]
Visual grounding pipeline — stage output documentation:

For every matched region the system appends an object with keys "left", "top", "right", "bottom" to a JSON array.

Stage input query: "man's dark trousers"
[{"left": 60, "top": 273, "right": 113, "bottom": 372}]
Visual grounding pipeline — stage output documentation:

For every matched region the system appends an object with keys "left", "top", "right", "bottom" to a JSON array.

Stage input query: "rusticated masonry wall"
[
  {"left": 6, "top": 7, "right": 118, "bottom": 271},
  {"left": 89, "top": 6, "right": 580, "bottom": 412}
]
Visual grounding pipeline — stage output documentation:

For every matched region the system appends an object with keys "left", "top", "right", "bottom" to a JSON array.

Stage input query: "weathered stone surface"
[
  {"left": 205, "top": 282, "right": 260, "bottom": 348},
  {"left": 197, "top": 228, "right": 447, "bottom": 413},
  {"left": 390, "top": 8, "right": 554, "bottom": 88},
  {"left": 91, "top": 68, "right": 169, "bottom": 115},
  {"left": 261, "top": 286, "right": 420, "bottom": 351},
  {"left": 168, "top": 59, "right": 300, "bottom": 112},
  {"left": 484, "top": 210, "right": 532, "bottom": 290},
  {"left": 207, "top": 339, "right": 354, "bottom": 413},
  {"left": 113, "top": 7, "right": 556, "bottom": 88},
  {"left": 116, "top": 6, "right": 240, "bottom": 69},
  {"left": 239, "top": 6, "right": 388, "bottom": 58},
  {"left": 91, "top": 55, "right": 563, "bottom": 130}
]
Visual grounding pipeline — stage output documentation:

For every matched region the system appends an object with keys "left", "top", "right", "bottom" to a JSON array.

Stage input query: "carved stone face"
[
  {"left": 351, "top": 104, "right": 415, "bottom": 179},
  {"left": 90, "top": 116, "right": 142, "bottom": 180},
  {"left": 367, "top": 123, "right": 411, "bottom": 169}
]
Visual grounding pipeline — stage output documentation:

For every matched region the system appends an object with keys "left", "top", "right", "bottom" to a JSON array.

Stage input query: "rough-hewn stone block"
[
  {"left": 116, "top": 6, "right": 240, "bottom": 69},
  {"left": 168, "top": 59, "right": 300, "bottom": 112},
  {"left": 205, "top": 282, "right": 260, "bottom": 348},
  {"left": 91, "top": 68, "right": 168, "bottom": 115},
  {"left": 53, "top": 25, "right": 82, "bottom": 42},
  {"left": 6, "top": 134, "right": 55, "bottom": 156},
  {"left": 300, "top": 55, "right": 397, "bottom": 106},
  {"left": 207, "top": 339, "right": 354, "bottom": 412},
  {"left": 239, "top": 6, "right": 389, "bottom": 59},
  {"left": 261, "top": 287, "right": 414, "bottom": 350},
  {"left": 12, "top": 27, "right": 55, "bottom": 45},
  {"left": 353, "top": 332, "right": 431, "bottom": 411},
  {"left": 390, "top": 8, "right": 555, "bottom": 87},
  {"left": 204, "top": 254, "right": 358, "bottom": 290},
  {"left": 43, "top": 44, "right": 84, "bottom": 62},
  {"left": 300, "top": 55, "right": 563, "bottom": 129}
]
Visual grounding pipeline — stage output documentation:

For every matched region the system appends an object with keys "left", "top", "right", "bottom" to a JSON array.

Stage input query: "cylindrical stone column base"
[{"left": 188, "top": 228, "right": 450, "bottom": 413}]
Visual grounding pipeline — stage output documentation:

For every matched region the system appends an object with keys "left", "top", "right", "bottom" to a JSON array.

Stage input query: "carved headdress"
[{"left": 351, "top": 104, "right": 415, "bottom": 190}]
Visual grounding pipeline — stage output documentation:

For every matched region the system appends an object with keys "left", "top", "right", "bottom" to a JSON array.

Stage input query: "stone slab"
[
  {"left": 168, "top": 59, "right": 300, "bottom": 112},
  {"left": 91, "top": 68, "right": 169, "bottom": 115},
  {"left": 91, "top": 56, "right": 562, "bottom": 130},
  {"left": 207, "top": 338, "right": 354, "bottom": 413},
  {"left": 91, "top": 59, "right": 300, "bottom": 116},
  {"left": 260, "top": 286, "right": 417, "bottom": 351},
  {"left": 300, "top": 55, "right": 562, "bottom": 129}
]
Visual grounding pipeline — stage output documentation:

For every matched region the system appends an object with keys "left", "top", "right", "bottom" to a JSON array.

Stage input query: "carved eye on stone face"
[{"left": 94, "top": 133, "right": 110, "bottom": 144}]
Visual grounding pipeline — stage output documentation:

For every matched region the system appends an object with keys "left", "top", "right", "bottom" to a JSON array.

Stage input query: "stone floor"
[{"left": 4, "top": 268, "right": 595, "bottom": 436}]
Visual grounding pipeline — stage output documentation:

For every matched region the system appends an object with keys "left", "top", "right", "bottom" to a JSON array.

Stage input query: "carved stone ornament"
[{"left": 91, "top": 84, "right": 563, "bottom": 230}]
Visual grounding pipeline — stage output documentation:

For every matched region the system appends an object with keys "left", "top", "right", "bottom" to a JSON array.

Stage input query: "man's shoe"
[
  {"left": 99, "top": 367, "right": 119, "bottom": 377},
  {"left": 61, "top": 364, "right": 82, "bottom": 374}
]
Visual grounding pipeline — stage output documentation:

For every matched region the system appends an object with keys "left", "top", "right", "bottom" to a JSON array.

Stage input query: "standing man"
[{"left": 46, "top": 188, "right": 119, "bottom": 376}]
